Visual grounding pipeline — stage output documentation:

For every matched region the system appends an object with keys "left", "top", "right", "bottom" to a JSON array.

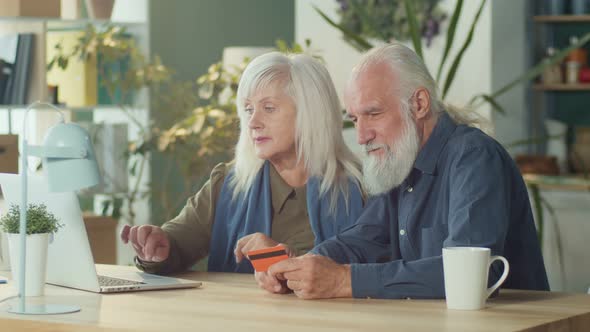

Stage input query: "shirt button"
[
  {"left": 399, "top": 229, "right": 406, "bottom": 236},
  {"left": 407, "top": 186, "right": 413, "bottom": 192}
]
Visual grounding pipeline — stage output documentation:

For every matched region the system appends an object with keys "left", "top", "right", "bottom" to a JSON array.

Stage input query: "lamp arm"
[
  {"left": 17, "top": 101, "right": 66, "bottom": 312},
  {"left": 27, "top": 146, "right": 88, "bottom": 159},
  {"left": 17, "top": 138, "right": 28, "bottom": 312},
  {"left": 22, "top": 102, "right": 66, "bottom": 144}
]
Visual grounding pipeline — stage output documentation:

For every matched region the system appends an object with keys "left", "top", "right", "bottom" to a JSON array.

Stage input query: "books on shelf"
[
  {"left": 0, "top": 34, "right": 18, "bottom": 104},
  {"left": 0, "top": 33, "right": 34, "bottom": 105},
  {"left": 12, "top": 33, "right": 34, "bottom": 105}
]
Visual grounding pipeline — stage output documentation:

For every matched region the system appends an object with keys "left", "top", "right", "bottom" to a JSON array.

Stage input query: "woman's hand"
[{"left": 234, "top": 232, "right": 293, "bottom": 263}]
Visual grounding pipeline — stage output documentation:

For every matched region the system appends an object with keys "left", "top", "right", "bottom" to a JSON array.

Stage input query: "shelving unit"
[
  {"left": 527, "top": 6, "right": 590, "bottom": 294},
  {"left": 529, "top": 8, "right": 590, "bottom": 159},
  {"left": 533, "top": 83, "right": 590, "bottom": 91},
  {"left": 0, "top": 8, "right": 152, "bottom": 267},
  {"left": 523, "top": 174, "right": 590, "bottom": 191},
  {"left": 0, "top": 17, "right": 147, "bottom": 107},
  {"left": 534, "top": 15, "right": 590, "bottom": 23}
]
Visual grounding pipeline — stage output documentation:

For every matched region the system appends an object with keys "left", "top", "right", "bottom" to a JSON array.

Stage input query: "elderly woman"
[{"left": 121, "top": 52, "right": 364, "bottom": 274}]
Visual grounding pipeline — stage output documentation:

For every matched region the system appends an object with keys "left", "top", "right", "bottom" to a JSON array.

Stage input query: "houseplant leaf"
[
  {"left": 436, "top": 0, "right": 464, "bottom": 82},
  {"left": 313, "top": 5, "right": 373, "bottom": 52},
  {"left": 442, "top": 0, "right": 487, "bottom": 99},
  {"left": 402, "top": 0, "right": 423, "bottom": 59},
  {"left": 469, "top": 93, "right": 506, "bottom": 114},
  {"left": 482, "top": 31, "right": 590, "bottom": 106}
]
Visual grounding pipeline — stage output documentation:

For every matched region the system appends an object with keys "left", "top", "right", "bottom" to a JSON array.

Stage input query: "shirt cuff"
[
  {"left": 350, "top": 263, "right": 384, "bottom": 298},
  {"left": 134, "top": 256, "right": 168, "bottom": 274}
]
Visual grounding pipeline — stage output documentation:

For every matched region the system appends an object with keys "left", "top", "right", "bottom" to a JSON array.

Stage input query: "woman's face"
[{"left": 244, "top": 83, "right": 297, "bottom": 163}]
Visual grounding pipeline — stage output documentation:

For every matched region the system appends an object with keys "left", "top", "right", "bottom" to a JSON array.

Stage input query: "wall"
[
  {"left": 491, "top": 0, "right": 528, "bottom": 154},
  {"left": 149, "top": 0, "right": 294, "bottom": 82}
]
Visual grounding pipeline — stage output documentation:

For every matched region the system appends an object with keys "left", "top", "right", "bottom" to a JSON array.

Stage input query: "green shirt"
[{"left": 137, "top": 162, "right": 314, "bottom": 273}]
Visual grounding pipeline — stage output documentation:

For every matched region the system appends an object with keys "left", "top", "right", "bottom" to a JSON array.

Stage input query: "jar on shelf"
[
  {"left": 565, "top": 36, "right": 588, "bottom": 84},
  {"left": 542, "top": 47, "right": 563, "bottom": 84}
]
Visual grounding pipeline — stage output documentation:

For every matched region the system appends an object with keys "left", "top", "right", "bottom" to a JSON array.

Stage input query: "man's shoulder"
[
  {"left": 439, "top": 124, "right": 515, "bottom": 172},
  {"left": 445, "top": 125, "right": 506, "bottom": 156}
]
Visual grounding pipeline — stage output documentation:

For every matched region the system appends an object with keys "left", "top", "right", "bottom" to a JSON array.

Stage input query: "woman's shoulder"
[{"left": 210, "top": 161, "right": 235, "bottom": 183}]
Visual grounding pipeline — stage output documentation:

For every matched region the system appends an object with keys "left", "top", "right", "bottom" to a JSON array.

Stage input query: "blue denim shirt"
[{"left": 313, "top": 113, "right": 549, "bottom": 299}]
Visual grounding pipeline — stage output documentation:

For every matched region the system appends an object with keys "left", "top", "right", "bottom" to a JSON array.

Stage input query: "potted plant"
[{"left": 0, "top": 203, "right": 63, "bottom": 296}]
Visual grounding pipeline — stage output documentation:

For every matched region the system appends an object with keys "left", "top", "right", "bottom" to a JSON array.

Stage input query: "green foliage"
[
  {"left": 46, "top": 24, "right": 173, "bottom": 224},
  {"left": 335, "top": 0, "right": 446, "bottom": 46},
  {"left": 0, "top": 204, "right": 63, "bottom": 235},
  {"left": 402, "top": 0, "right": 423, "bottom": 59},
  {"left": 436, "top": 0, "right": 463, "bottom": 82},
  {"left": 47, "top": 24, "right": 172, "bottom": 100},
  {"left": 440, "top": 0, "right": 486, "bottom": 99}
]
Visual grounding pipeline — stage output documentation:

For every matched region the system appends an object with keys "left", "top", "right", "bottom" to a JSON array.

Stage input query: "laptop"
[{"left": 0, "top": 173, "right": 201, "bottom": 293}]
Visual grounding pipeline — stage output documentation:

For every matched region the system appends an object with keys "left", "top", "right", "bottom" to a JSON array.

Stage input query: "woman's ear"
[{"left": 412, "top": 88, "right": 431, "bottom": 120}]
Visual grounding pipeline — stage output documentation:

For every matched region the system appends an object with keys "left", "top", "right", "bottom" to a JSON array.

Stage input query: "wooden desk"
[{"left": 0, "top": 265, "right": 589, "bottom": 332}]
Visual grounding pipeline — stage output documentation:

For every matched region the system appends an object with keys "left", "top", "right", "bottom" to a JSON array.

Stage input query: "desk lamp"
[{"left": 9, "top": 101, "right": 101, "bottom": 315}]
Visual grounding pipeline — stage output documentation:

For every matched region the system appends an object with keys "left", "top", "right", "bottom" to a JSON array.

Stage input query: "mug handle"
[{"left": 486, "top": 255, "right": 510, "bottom": 298}]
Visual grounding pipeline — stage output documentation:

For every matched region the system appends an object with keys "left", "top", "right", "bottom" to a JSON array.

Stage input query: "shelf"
[
  {"left": 524, "top": 174, "right": 590, "bottom": 191},
  {"left": 0, "top": 16, "right": 146, "bottom": 25},
  {"left": 0, "top": 105, "right": 136, "bottom": 111},
  {"left": 534, "top": 15, "right": 590, "bottom": 23},
  {"left": 533, "top": 83, "right": 590, "bottom": 91}
]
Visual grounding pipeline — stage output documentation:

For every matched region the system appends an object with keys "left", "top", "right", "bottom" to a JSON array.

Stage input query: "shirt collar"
[
  {"left": 269, "top": 164, "right": 296, "bottom": 213},
  {"left": 413, "top": 112, "right": 457, "bottom": 175}
]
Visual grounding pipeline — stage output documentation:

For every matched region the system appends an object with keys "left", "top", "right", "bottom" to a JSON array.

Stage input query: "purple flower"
[{"left": 336, "top": 0, "right": 349, "bottom": 12}]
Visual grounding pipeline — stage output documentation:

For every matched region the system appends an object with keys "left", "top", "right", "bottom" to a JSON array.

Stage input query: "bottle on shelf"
[
  {"left": 565, "top": 36, "right": 587, "bottom": 84},
  {"left": 542, "top": 47, "right": 564, "bottom": 84}
]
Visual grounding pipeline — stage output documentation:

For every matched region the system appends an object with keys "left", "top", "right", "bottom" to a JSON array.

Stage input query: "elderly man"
[{"left": 258, "top": 43, "right": 549, "bottom": 299}]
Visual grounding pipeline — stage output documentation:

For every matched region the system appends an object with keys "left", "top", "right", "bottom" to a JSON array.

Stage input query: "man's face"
[{"left": 344, "top": 63, "right": 420, "bottom": 195}]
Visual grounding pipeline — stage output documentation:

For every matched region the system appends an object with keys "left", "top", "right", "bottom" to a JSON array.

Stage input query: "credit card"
[{"left": 247, "top": 245, "right": 289, "bottom": 272}]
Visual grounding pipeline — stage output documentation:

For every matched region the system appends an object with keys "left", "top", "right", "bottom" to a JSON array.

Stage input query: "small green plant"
[{"left": 0, "top": 204, "right": 63, "bottom": 235}]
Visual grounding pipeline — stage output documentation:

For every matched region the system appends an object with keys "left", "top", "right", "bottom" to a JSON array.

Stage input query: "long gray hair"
[{"left": 232, "top": 52, "right": 363, "bottom": 212}]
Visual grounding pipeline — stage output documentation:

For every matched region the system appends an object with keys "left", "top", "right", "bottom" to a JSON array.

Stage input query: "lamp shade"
[{"left": 42, "top": 123, "right": 102, "bottom": 192}]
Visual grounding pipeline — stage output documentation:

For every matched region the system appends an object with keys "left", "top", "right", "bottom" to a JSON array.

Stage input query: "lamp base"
[{"left": 8, "top": 304, "right": 81, "bottom": 315}]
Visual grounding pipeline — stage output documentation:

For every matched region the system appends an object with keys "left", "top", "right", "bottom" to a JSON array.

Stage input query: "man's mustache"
[{"left": 363, "top": 142, "right": 390, "bottom": 155}]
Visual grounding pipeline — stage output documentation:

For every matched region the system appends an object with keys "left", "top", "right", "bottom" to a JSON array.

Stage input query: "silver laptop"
[{"left": 0, "top": 173, "right": 201, "bottom": 293}]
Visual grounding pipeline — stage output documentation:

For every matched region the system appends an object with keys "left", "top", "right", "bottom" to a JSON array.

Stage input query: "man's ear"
[{"left": 412, "top": 88, "right": 431, "bottom": 120}]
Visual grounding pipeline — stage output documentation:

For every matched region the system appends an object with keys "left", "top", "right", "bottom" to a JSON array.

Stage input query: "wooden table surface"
[{"left": 0, "top": 265, "right": 589, "bottom": 332}]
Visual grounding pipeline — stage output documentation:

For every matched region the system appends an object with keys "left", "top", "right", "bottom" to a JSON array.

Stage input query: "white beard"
[{"left": 362, "top": 114, "right": 420, "bottom": 196}]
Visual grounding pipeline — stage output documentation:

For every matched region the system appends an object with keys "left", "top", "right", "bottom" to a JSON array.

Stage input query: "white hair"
[
  {"left": 362, "top": 101, "right": 420, "bottom": 196},
  {"left": 232, "top": 52, "right": 363, "bottom": 213},
  {"left": 353, "top": 43, "right": 489, "bottom": 132}
]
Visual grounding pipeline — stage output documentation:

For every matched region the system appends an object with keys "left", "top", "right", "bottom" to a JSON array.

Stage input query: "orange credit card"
[{"left": 247, "top": 245, "right": 289, "bottom": 272}]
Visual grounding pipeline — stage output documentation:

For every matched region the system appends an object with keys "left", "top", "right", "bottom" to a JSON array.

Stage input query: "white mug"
[{"left": 442, "top": 247, "right": 509, "bottom": 310}]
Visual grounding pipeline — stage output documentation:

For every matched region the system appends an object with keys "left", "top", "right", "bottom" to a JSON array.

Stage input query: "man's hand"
[
  {"left": 234, "top": 232, "right": 292, "bottom": 263},
  {"left": 268, "top": 254, "right": 352, "bottom": 299},
  {"left": 120, "top": 224, "right": 170, "bottom": 262},
  {"left": 254, "top": 271, "right": 290, "bottom": 294}
]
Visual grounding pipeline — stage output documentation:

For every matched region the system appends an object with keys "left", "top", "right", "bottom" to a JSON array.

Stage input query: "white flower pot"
[{"left": 7, "top": 233, "right": 50, "bottom": 297}]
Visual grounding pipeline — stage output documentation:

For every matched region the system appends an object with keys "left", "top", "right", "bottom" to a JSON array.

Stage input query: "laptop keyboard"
[{"left": 98, "top": 275, "right": 146, "bottom": 287}]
